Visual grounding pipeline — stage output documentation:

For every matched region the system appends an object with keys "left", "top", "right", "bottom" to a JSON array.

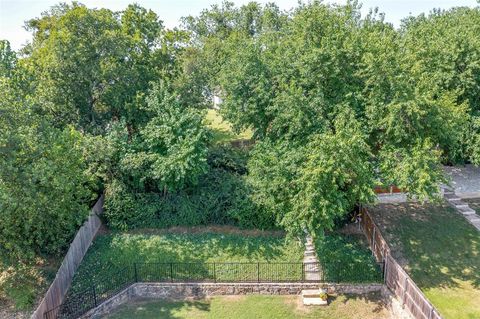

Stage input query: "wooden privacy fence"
[
  {"left": 31, "top": 195, "right": 104, "bottom": 319},
  {"left": 361, "top": 207, "right": 443, "bottom": 319}
]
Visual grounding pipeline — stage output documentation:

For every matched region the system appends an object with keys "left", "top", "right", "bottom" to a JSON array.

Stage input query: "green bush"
[
  {"left": 207, "top": 144, "right": 249, "bottom": 174},
  {"left": 104, "top": 168, "right": 276, "bottom": 231}
]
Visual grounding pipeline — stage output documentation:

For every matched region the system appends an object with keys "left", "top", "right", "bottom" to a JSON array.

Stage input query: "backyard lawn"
[
  {"left": 102, "top": 293, "right": 391, "bottom": 319},
  {"left": 315, "top": 233, "right": 383, "bottom": 283},
  {"left": 204, "top": 109, "right": 253, "bottom": 144},
  {"left": 67, "top": 226, "right": 382, "bottom": 298},
  {"left": 68, "top": 227, "right": 303, "bottom": 295},
  {"left": 0, "top": 255, "right": 60, "bottom": 316},
  {"left": 368, "top": 202, "right": 480, "bottom": 319}
]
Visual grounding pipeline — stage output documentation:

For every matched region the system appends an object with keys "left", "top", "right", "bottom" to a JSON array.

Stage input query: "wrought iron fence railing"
[{"left": 44, "top": 260, "right": 383, "bottom": 319}]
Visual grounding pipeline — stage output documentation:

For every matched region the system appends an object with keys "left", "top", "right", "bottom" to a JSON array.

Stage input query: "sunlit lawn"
[
  {"left": 102, "top": 293, "right": 391, "bottom": 319},
  {"left": 204, "top": 109, "right": 253, "bottom": 144},
  {"left": 368, "top": 202, "right": 480, "bottom": 319}
]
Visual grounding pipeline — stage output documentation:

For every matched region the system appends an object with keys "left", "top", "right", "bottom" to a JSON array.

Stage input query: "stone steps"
[
  {"left": 465, "top": 214, "right": 480, "bottom": 223},
  {"left": 458, "top": 206, "right": 476, "bottom": 215},
  {"left": 302, "top": 289, "right": 328, "bottom": 306},
  {"left": 443, "top": 188, "right": 480, "bottom": 232},
  {"left": 453, "top": 202, "right": 469, "bottom": 209},
  {"left": 303, "top": 233, "right": 322, "bottom": 282}
]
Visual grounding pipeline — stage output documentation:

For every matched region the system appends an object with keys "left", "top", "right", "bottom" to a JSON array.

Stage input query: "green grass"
[
  {"left": 368, "top": 202, "right": 480, "bottom": 319},
  {"left": 204, "top": 109, "right": 253, "bottom": 144},
  {"left": 0, "top": 255, "right": 60, "bottom": 312},
  {"left": 69, "top": 228, "right": 303, "bottom": 295},
  {"left": 315, "top": 234, "right": 383, "bottom": 283},
  {"left": 103, "top": 293, "right": 391, "bottom": 319}
]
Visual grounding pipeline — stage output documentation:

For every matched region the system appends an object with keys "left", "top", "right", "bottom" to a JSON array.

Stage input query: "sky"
[{"left": 0, "top": 0, "right": 478, "bottom": 51}]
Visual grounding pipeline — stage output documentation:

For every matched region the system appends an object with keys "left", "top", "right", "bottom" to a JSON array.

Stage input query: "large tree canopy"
[
  {"left": 2, "top": 0, "right": 480, "bottom": 264},
  {"left": 21, "top": 3, "right": 185, "bottom": 134},
  {"left": 184, "top": 1, "right": 479, "bottom": 235}
]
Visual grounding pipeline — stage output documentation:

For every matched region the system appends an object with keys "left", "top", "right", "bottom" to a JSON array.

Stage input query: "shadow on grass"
[
  {"left": 315, "top": 234, "right": 383, "bottom": 283},
  {"left": 368, "top": 202, "right": 480, "bottom": 290},
  {"left": 329, "top": 292, "right": 387, "bottom": 315},
  {"left": 104, "top": 299, "right": 211, "bottom": 319}
]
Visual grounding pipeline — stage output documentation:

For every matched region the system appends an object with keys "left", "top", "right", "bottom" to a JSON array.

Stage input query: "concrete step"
[
  {"left": 305, "top": 267, "right": 320, "bottom": 272},
  {"left": 302, "top": 290, "right": 328, "bottom": 306},
  {"left": 304, "top": 251, "right": 315, "bottom": 257},
  {"left": 465, "top": 214, "right": 480, "bottom": 223},
  {"left": 302, "top": 289, "right": 322, "bottom": 297},
  {"left": 303, "top": 297, "right": 328, "bottom": 305},
  {"left": 458, "top": 207, "right": 476, "bottom": 215},
  {"left": 447, "top": 197, "right": 462, "bottom": 202},
  {"left": 444, "top": 193, "right": 458, "bottom": 199},
  {"left": 452, "top": 202, "right": 469, "bottom": 209}
]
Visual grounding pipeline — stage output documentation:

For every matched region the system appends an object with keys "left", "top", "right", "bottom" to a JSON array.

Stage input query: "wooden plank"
[
  {"left": 361, "top": 208, "right": 444, "bottom": 319},
  {"left": 31, "top": 196, "right": 104, "bottom": 319}
]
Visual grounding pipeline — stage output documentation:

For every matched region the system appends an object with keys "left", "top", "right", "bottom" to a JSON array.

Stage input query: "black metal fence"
[{"left": 44, "top": 261, "right": 383, "bottom": 319}]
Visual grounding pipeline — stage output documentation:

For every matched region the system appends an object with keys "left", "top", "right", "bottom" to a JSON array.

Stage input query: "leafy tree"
[
  {"left": 115, "top": 83, "right": 209, "bottom": 193},
  {"left": 0, "top": 79, "right": 92, "bottom": 260},
  {"left": 400, "top": 7, "right": 480, "bottom": 163},
  {"left": 248, "top": 111, "right": 375, "bottom": 235},
  {"left": 22, "top": 3, "right": 174, "bottom": 134},
  {"left": 189, "top": 1, "right": 467, "bottom": 235},
  {"left": 0, "top": 40, "right": 16, "bottom": 77}
]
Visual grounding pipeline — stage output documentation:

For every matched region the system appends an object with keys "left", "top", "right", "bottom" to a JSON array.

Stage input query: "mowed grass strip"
[
  {"left": 69, "top": 228, "right": 303, "bottom": 295},
  {"left": 102, "top": 293, "right": 391, "bottom": 319},
  {"left": 368, "top": 202, "right": 480, "bottom": 319}
]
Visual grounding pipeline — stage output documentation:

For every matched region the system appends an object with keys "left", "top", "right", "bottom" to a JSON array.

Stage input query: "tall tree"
[
  {"left": 189, "top": 1, "right": 467, "bottom": 235},
  {"left": 22, "top": 3, "right": 174, "bottom": 134}
]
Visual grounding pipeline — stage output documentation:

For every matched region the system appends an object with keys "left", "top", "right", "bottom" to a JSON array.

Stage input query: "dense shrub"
[
  {"left": 104, "top": 167, "right": 275, "bottom": 230},
  {"left": 207, "top": 144, "right": 249, "bottom": 174},
  {"left": 0, "top": 121, "right": 92, "bottom": 259}
]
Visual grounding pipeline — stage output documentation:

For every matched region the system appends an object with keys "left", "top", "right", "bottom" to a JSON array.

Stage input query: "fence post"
[
  {"left": 257, "top": 262, "right": 260, "bottom": 283},
  {"left": 301, "top": 263, "right": 305, "bottom": 282},
  {"left": 383, "top": 256, "right": 388, "bottom": 284},
  {"left": 92, "top": 285, "right": 97, "bottom": 307},
  {"left": 402, "top": 277, "right": 408, "bottom": 307},
  {"left": 134, "top": 263, "right": 138, "bottom": 282},
  {"left": 372, "top": 227, "right": 376, "bottom": 257},
  {"left": 170, "top": 263, "right": 174, "bottom": 283},
  {"left": 213, "top": 263, "right": 216, "bottom": 283}
]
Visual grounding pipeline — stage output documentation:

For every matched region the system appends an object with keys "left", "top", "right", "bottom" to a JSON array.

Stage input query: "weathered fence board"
[
  {"left": 361, "top": 207, "right": 443, "bottom": 319},
  {"left": 31, "top": 195, "right": 104, "bottom": 319}
]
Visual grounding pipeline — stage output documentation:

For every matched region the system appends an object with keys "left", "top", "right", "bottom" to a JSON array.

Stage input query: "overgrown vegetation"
[
  {"left": 68, "top": 230, "right": 303, "bottom": 295},
  {"left": 2, "top": 0, "right": 480, "bottom": 311}
]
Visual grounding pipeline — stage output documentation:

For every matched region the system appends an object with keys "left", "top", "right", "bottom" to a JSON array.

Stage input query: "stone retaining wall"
[{"left": 80, "top": 282, "right": 383, "bottom": 318}]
